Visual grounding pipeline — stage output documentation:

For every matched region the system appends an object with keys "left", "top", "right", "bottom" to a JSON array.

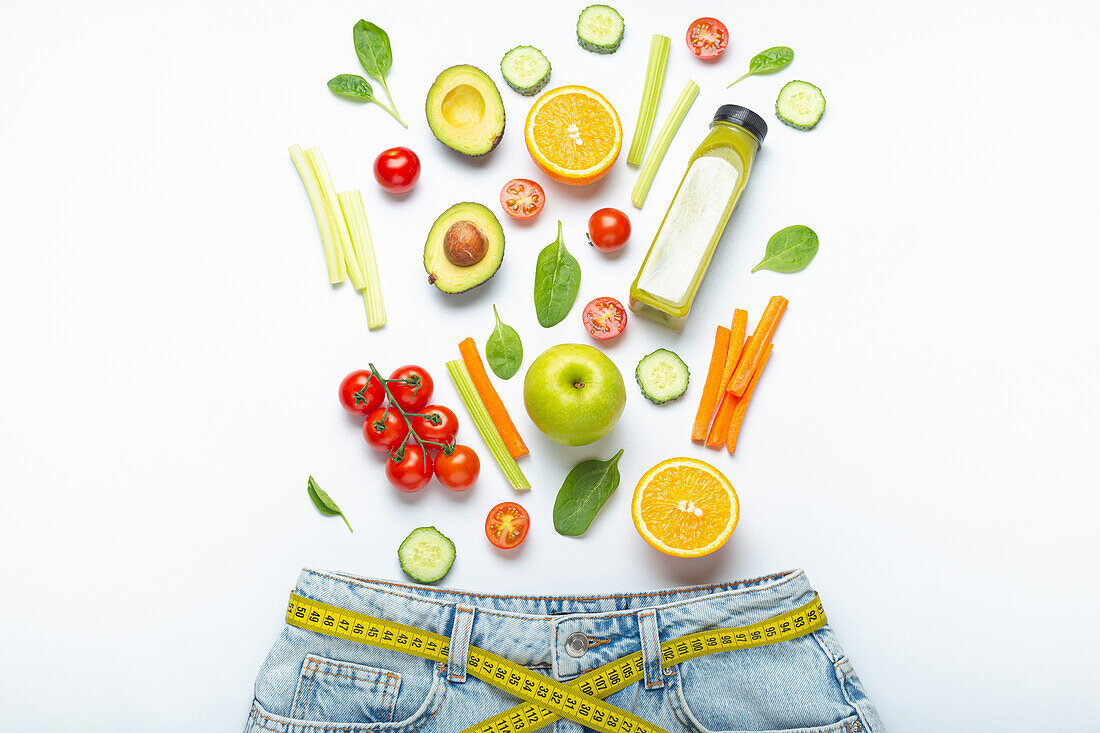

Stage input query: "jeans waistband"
[{"left": 293, "top": 568, "right": 818, "bottom": 681}]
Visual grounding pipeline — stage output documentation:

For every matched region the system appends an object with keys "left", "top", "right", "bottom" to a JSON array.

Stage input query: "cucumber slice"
[
  {"left": 776, "top": 80, "right": 826, "bottom": 130},
  {"left": 636, "top": 349, "right": 689, "bottom": 404},
  {"left": 577, "top": 5, "right": 624, "bottom": 54},
  {"left": 398, "top": 526, "right": 455, "bottom": 584},
  {"left": 500, "top": 46, "right": 551, "bottom": 96}
]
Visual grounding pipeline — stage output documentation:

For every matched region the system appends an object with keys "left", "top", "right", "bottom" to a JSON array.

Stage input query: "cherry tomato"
[
  {"left": 363, "top": 407, "right": 410, "bottom": 452},
  {"left": 499, "top": 178, "right": 546, "bottom": 220},
  {"left": 587, "top": 208, "right": 631, "bottom": 252},
  {"left": 338, "top": 369, "right": 385, "bottom": 416},
  {"left": 435, "top": 445, "right": 480, "bottom": 491},
  {"left": 582, "top": 297, "right": 628, "bottom": 340},
  {"left": 411, "top": 405, "right": 459, "bottom": 445},
  {"left": 387, "top": 365, "right": 433, "bottom": 412},
  {"left": 686, "top": 18, "right": 729, "bottom": 59},
  {"left": 386, "top": 444, "right": 434, "bottom": 492},
  {"left": 485, "top": 501, "right": 530, "bottom": 549},
  {"left": 373, "top": 146, "right": 421, "bottom": 193}
]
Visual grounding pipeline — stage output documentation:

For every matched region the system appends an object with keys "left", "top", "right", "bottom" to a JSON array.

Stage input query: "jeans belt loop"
[
  {"left": 448, "top": 605, "right": 476, "bottom": 683},
  {"left": 637, "top": 609, "right": 664, "bottom": 689}
]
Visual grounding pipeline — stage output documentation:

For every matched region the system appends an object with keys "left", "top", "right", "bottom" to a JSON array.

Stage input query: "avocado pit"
[{"left": 444, "top": 221, "right": 488, "bottom": 267}]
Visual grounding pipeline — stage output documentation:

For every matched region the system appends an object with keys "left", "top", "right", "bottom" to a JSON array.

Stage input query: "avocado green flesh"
[
  {"left": 424, "top": 202, "right": 505, "bottom": 293},
  {"left": 425, "top": 65, "right": 506, "bottom": 157}
]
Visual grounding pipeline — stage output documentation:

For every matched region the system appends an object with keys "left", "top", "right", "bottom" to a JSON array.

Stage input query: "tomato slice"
[
  {"left": 686, "top": 17, "right": 729, "bottom": 59},
  {"left": 582, "top": 297, "right": 627, "bottom": 340},
  {"left": 499, "top": 179, "right": 546, "bottom": 220},
  {"left": 485, "top": 501, "right": 530, "bottom": 549}
]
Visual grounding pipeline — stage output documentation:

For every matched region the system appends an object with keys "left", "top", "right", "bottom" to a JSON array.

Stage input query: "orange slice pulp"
[
  {"left": 631, "top": 458, "right": 739, "bottom": 558},
  {"left": 524, "top": 85, "right": 622, "bottom": 185}
]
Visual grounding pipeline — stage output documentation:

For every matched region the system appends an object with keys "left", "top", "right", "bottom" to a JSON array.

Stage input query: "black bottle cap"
[{"left": 712, "top": 105, "right": 767, "bottom": 145}]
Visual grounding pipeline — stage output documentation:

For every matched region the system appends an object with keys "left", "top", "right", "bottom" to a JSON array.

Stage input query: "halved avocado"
[
  {"left": 425, "top": 65, "right": 505, "bottom": 157},
  {"left": 424, "top": 203, "right": 505, "bottom": 293}
]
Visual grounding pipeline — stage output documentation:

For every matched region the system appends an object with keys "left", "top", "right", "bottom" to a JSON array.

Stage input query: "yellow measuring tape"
[{"left": 286, "top": 591, "right": 826, "bottom": 733}]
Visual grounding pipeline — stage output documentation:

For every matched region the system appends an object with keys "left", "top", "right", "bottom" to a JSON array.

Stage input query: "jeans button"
[{"left": 565, "top": 632, "right": 589, "bottom": 658}]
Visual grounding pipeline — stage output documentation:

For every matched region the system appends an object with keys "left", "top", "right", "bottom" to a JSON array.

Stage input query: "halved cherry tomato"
[
  {"left": 386, "top": 444, "right": 434, "bottom": 492},
  {"left": 435, "top": 445, "right": 480, "bottom": 491},
  {"left": 485, "top": 501, "right": 530, "bottom": 549},
  {"left": 582, "top": 297, "right": 627, "bottom": 340},
  {"left": 686, "top": 17, "right": 729, "bottom": 59},
  {"left": 499, "top": 179, "right": 545, "bottom": 220},
  {"left": 411, "top": 405, "right": 459, "bottom": 445},
  {"left": 363, "top": 407, "right": 409, "bottom": 452},
  {"left": 387, "top": 365, "right": 433, "bottom": 412},
  {"left": 587, "top": 208, "right": 631, "bottom": 252},
  {"left": 338, "top": 369, "right": 384, "bottom": 416},
  {"left": 374, "top": 146, "right": 420, "bottom": 193}
]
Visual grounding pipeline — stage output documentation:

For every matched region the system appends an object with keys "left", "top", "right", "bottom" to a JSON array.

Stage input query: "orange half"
[
  {"left": 631, "top": 458, "right": 739, "bottom": 558},
  {"left": 524, "top": 85, "right": 622, "bottom": 185}
]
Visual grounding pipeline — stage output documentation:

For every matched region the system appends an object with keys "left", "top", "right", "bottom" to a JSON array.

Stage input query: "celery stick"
[
  {"left": 630, "top": 80, "right": 700, "bottom": 208},
  {"left": 304, "top": 148, "right": 355, "bottom": 287},
  {"left": 626, "top": 35, "right": 671, "bottom": 166},
  {"left": 446, "top": 360, "right": 530, "bottom": 491},
  {"left": 288, "top": 144, "right": 343, "bottom": 283},
  {"left": 339, "top": 191, "right": 386, "bottom": 330}
]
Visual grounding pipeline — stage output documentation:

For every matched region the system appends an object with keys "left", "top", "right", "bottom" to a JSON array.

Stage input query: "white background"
[{"left": 1, "top": 0, "right": 1097, "bottom": 729}]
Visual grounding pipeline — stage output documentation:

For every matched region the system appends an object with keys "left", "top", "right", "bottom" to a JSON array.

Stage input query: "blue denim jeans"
[{"left": 243, "top": 568, "right": 884, "bottom": 733}]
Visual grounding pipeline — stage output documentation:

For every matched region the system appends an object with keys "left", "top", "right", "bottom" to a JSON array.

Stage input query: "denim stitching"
[
  {"left": 250, "top": 665, "right": 447, "bottom": 733},
  {"left": 302, "top": 569, "right": 803, "bottom": 619},
  {"left": 300, "top": 569, "right": 807, "bottom": 627}
]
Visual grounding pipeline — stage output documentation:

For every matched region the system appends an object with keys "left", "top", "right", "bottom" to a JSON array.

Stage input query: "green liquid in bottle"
[{"left": 629, "top": 112, "right": 764, "bottom": 329}]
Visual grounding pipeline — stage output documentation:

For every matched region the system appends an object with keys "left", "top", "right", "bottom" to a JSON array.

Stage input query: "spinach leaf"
[
  {"left": 553, "top": 450, "right": 624, "bottom": 537},
  {"left": 307, "top": 476, "right": 353, "bottom": 532},
  {"left": 352, "top": 20, "right": 393, "bottom": 80},
  {"left": 752, "top": 225, "right": 819, "bottom": 273},
  {"left": 327, "top": 74, "right": 375, "bottom": 102},
  {"left": 533, "top": 221, "right": 581, "bottom": 328},
  {"left": 346, "top": 20, "right": 406, "bottom": 127},
  {"left": 728, "top": 46, "right": 794, "bottom": 87},
  {"left": 486, "top": 305, "right": 523, "bottom": 380}
]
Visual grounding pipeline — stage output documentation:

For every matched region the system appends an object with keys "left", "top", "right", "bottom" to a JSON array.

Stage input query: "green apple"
[{"left": 523, "top": 344, "right": 626, "bottom": 446}]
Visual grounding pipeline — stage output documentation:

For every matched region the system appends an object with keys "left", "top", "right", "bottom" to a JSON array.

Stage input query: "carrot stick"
[
  {"left": 728, "top": 296, "right": 787, "bottom": 396},
  {"left": 691, "top": 326, "right": 731, "bottom": 442},
  {"left": 706, "top": 392, "right": 738, "bottom": 449},
  {"left": 727, "top": 343, "right": 773, "bottom": 454},
  {"left": 458, "top": 338, "right": 529, "bottom": 458},
  {"left": 719, "top": 309, "right": 749, "bottom": 391}
]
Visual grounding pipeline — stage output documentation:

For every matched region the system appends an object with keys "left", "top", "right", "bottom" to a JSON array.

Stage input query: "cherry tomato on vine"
[
  {"left": 338, "top": 369, "right": 385, "bottom": 416},
  {"left": 499, "top": 178, "right": 545, "bottom": 220},
  {"left": 485, "top": 501, "right": 530, "bottom": 549},
  {"left": 363, "top": 407, "right": 409, "bottom": 452},
  {"left": 411, "top": 405, "right": 459, "bottom": 445},
  {"left": 587, "top": 208, "right": 631, "bottom": 252},
  {"left": 582, "top": 297, "right": 628, "bottom": 340},
  {"left": 686, "top": 17, "right": 729, "bottom": 60},
  {"left": 435, "top": 445, "right": 480, "bottom": 491},
  {"left": 373, "top": 146, "right": 421, "bottom": 193},
  {"left": 386, "top": 444, "right": 434, "bottom": 492},
  {"left": 387, "top": 365, "right": 433, "bottom": 411}
]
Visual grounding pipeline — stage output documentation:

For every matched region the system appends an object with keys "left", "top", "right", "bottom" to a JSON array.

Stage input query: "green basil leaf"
[
  {"left": 749, "top": 46, "right": 794, "bottom": 75},
  {"left": 533, "top": 221, "right": 581, "bottom": 328},
  {"left": 486, "top": 305, "right": 523, "bottom": 380},
  {"left": 327, "top": 74, "right": 375, "bottom": 102},
  {"left": 752, "top": 225, "right": 819, "bottom": 273},
  {"left": 553, "top": 450, "right": 624, "bottom": 537},
  {"left": 728, "top": 46, "right": 794, "bottom": 87},
  {"left": 353, "top": 20, "right": 393, "bottom": 81},
  {"left": 307, "top": 476, "right": 353, "bottom": 532}
]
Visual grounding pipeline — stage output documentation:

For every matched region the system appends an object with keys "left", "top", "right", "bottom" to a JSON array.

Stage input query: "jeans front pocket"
[
  {"left": 665, "top": 632, "right": 866, "bottom": 733},
  {"left": 289, "top": 655, "right": 401, "bottom": 724}
]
